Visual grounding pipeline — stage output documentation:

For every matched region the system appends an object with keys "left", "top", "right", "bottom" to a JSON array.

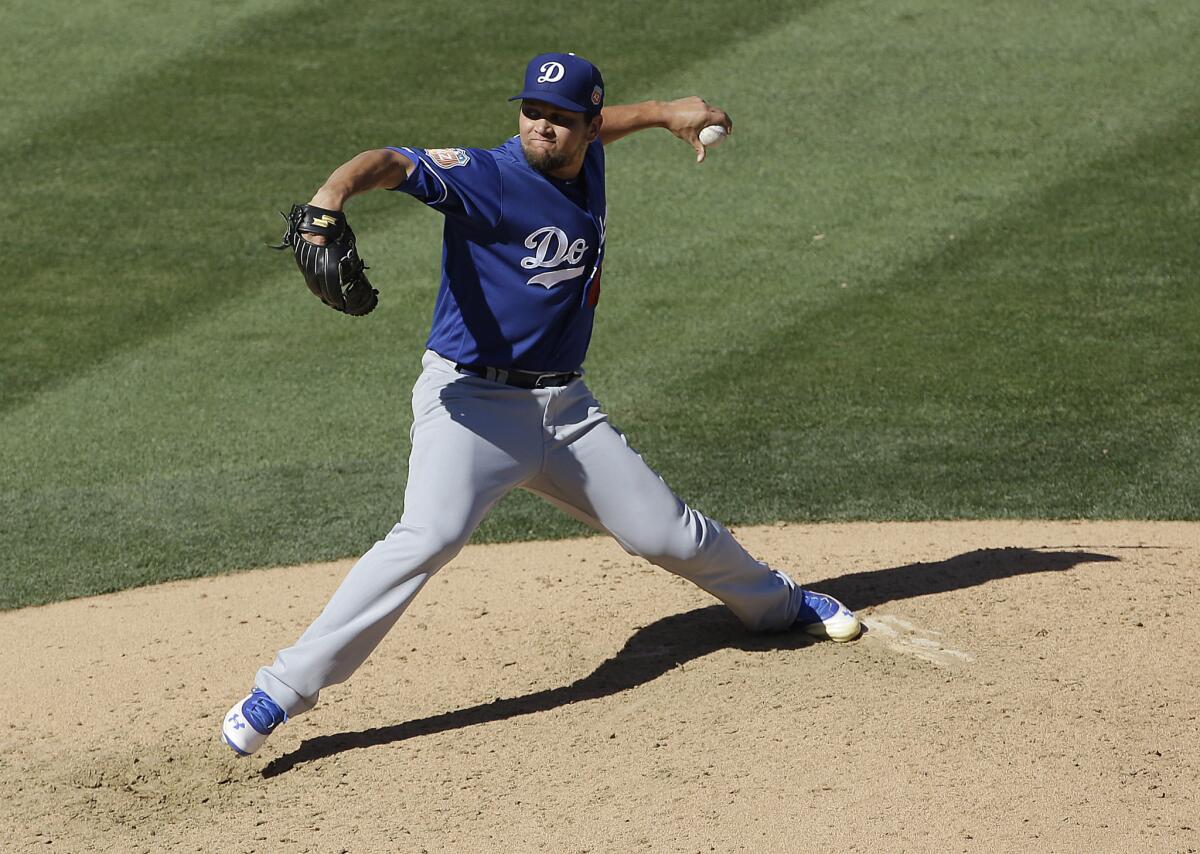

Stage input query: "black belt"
[{"left": 455, "top": 363, "right": 581, "bottom": 389}]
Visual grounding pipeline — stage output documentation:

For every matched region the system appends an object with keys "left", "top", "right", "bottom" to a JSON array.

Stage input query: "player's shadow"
[{"left": 260, "top": 546, "right": 1116, "bottom": 777}]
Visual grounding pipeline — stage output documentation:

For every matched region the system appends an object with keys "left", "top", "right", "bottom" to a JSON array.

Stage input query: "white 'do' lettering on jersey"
[
  {"left": 521, "top": 226, "right": 588, "bottom": 288},
  {"left": 537, "top": 62, "right": 565, "bottom": 83}
]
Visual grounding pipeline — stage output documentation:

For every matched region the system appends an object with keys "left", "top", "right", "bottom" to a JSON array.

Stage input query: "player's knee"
[
  {"left": 624, "top": 512, "right": 709, "bottom": 566},
  {"left": 418, "top": 525, "right": 473, "bottom": 566},
  {"left": 624, "top": 506, "right": 715, "bottom": 566},
  {"left": 380, "top": 519, "right": 473, "bottom": 568}
]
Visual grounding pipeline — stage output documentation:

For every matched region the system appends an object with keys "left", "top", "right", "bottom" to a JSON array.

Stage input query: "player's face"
[{"left": 518, "top": 100, "right": 601, "bottom": 178}]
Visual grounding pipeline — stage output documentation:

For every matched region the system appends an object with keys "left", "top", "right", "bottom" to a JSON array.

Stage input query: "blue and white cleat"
[
  {"left": 794, "top": 590, "right": 861, "bottom": 642},
  {"left": 221, "top": 688, "right": 287, "bottom": 756}
]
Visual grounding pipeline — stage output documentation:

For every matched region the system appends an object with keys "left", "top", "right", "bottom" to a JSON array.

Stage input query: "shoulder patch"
[{"left": 426, "top": 148, "right": 471, "bottom": 169}]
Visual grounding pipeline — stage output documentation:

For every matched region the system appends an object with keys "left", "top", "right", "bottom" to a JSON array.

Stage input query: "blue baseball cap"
[{"left": 509, "top": 52, "right": 604, "bottom": 116}]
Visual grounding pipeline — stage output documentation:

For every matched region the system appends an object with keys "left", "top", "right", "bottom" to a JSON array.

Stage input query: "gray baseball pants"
[{"left": 256, "top": 350, "right": 803, "bottom": 716}]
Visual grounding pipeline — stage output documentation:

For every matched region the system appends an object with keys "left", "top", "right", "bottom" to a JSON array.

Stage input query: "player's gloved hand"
[
  {"left": 661, "top": 96, "right": 733, "bottom": 163},
  {"left": 271, "top": 203, "right": 379, "bottom": 316}
]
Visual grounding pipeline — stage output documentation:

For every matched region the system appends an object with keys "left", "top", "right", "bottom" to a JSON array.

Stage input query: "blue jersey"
[{"left": 389, "top": 136, "right": 607, "bottom": 372}]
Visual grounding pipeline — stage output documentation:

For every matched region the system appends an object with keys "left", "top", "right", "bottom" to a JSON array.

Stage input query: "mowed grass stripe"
[
  {"left": 588, "top": 0, "right": 1200, "bottom": 409},
  {"left": 0, "top": 0, "right": 296, "bottom": 146},
  {"left": 1, "top": 0, "right": 809, "bottom": 415},
  {"left": 622, "top": 105, "right": 1200, "bottom": 521}
]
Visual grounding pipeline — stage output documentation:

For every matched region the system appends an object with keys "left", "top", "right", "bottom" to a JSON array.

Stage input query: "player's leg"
[
  {"left": 527, "top": 381, "right": 859, "bottom": 638},
  {"left": 525, "top": 428, "right": 798, "bottom": 632},
  {"left": 245, "top": 355, "right": 544, "bottom": 723}
]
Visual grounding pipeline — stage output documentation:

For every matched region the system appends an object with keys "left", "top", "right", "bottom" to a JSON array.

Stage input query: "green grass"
[{"left": 2, "top": 0, "right": 1198, "bottom": 608}]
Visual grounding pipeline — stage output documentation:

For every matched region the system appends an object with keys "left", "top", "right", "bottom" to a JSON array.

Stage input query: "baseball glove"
[{"left": 272, "top": 203, "right": 378, "bottom": 316}]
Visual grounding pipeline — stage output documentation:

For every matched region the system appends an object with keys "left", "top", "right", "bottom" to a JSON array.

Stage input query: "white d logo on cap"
[{"left": 537, "top": 62, "right": 565, "bottom": 83}]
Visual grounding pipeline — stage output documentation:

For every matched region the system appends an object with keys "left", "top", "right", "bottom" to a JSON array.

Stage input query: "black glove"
[{"left": 272, "top": 203, "right": 378, "bottom": 316}]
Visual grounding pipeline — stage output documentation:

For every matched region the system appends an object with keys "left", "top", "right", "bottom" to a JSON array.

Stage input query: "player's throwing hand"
[{"left": 661, "top": 96, "right": 733, "bottom": 163}]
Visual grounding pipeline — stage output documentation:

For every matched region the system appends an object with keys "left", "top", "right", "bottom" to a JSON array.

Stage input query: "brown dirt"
[{"left": 2, "top": 521, "right": 1198, "bottom": 853}]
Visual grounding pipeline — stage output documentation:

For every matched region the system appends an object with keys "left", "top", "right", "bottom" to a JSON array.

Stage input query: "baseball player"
[{"left": 222, "top": 52, "right": 861, "bottom": 756}]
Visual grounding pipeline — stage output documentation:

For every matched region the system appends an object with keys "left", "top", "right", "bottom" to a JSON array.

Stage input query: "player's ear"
[{"left": 586, "top": 113, "right": 603, "bottom": 143}]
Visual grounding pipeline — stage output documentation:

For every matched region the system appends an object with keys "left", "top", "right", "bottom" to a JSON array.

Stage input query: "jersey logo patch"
[
  {"left": 521, "top": 226, "right": 588, "bottom": 289},
  {"left": 427, "top": 148, "right": 471, "bottom": 169}
]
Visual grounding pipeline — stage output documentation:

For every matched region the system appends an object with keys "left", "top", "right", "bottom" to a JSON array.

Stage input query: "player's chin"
[{"left": 521, "top": 143, "right": 568, "bottom": 174}]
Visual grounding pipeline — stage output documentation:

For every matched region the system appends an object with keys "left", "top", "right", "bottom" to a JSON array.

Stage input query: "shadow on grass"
[{"left": 261, "top": 546, "right": 1116, "bottom": 777}]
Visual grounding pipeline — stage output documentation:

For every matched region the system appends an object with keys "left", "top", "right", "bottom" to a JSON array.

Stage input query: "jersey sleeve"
[{"left": 388, "top": 146, "right": 502, "bottom": 230}]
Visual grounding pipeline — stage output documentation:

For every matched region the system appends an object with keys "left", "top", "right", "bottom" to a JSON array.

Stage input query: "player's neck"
[
  {"left": 543, "top": 161, "right": 584, "bottom": 181},
  {"left": 542, "top": 146, "right": 587, "bottom": 181}
]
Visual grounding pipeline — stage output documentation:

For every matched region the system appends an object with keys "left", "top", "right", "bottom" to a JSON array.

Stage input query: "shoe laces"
[{"left": 243, "top": 689, "right": 287, "bottom": 733}]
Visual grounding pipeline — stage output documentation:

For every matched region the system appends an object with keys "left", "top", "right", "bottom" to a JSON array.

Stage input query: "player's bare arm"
[
  {"left": 309, "top": 148, "right": 415, "bottom": 211},
  {"left": 299, "top": 148, "right": 415, "bottom": 246},
  {"left": 600, "top": 96, "right": 732, "bottom": 162}
]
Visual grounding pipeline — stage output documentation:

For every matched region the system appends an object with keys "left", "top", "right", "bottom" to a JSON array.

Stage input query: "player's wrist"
[
  {"left": 645, "top": 100, "right": 671, "bottom": 129},
  {"left": 662, "top": 97, "right": 704, "bottom": 132},
  {"left": 308, "top": 187, "right": 347, "bottom": 211}
]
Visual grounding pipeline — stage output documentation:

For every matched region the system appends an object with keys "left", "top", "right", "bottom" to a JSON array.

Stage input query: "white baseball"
[{"left": 698, "top": 125, "right": 727, "bottom": 147}]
